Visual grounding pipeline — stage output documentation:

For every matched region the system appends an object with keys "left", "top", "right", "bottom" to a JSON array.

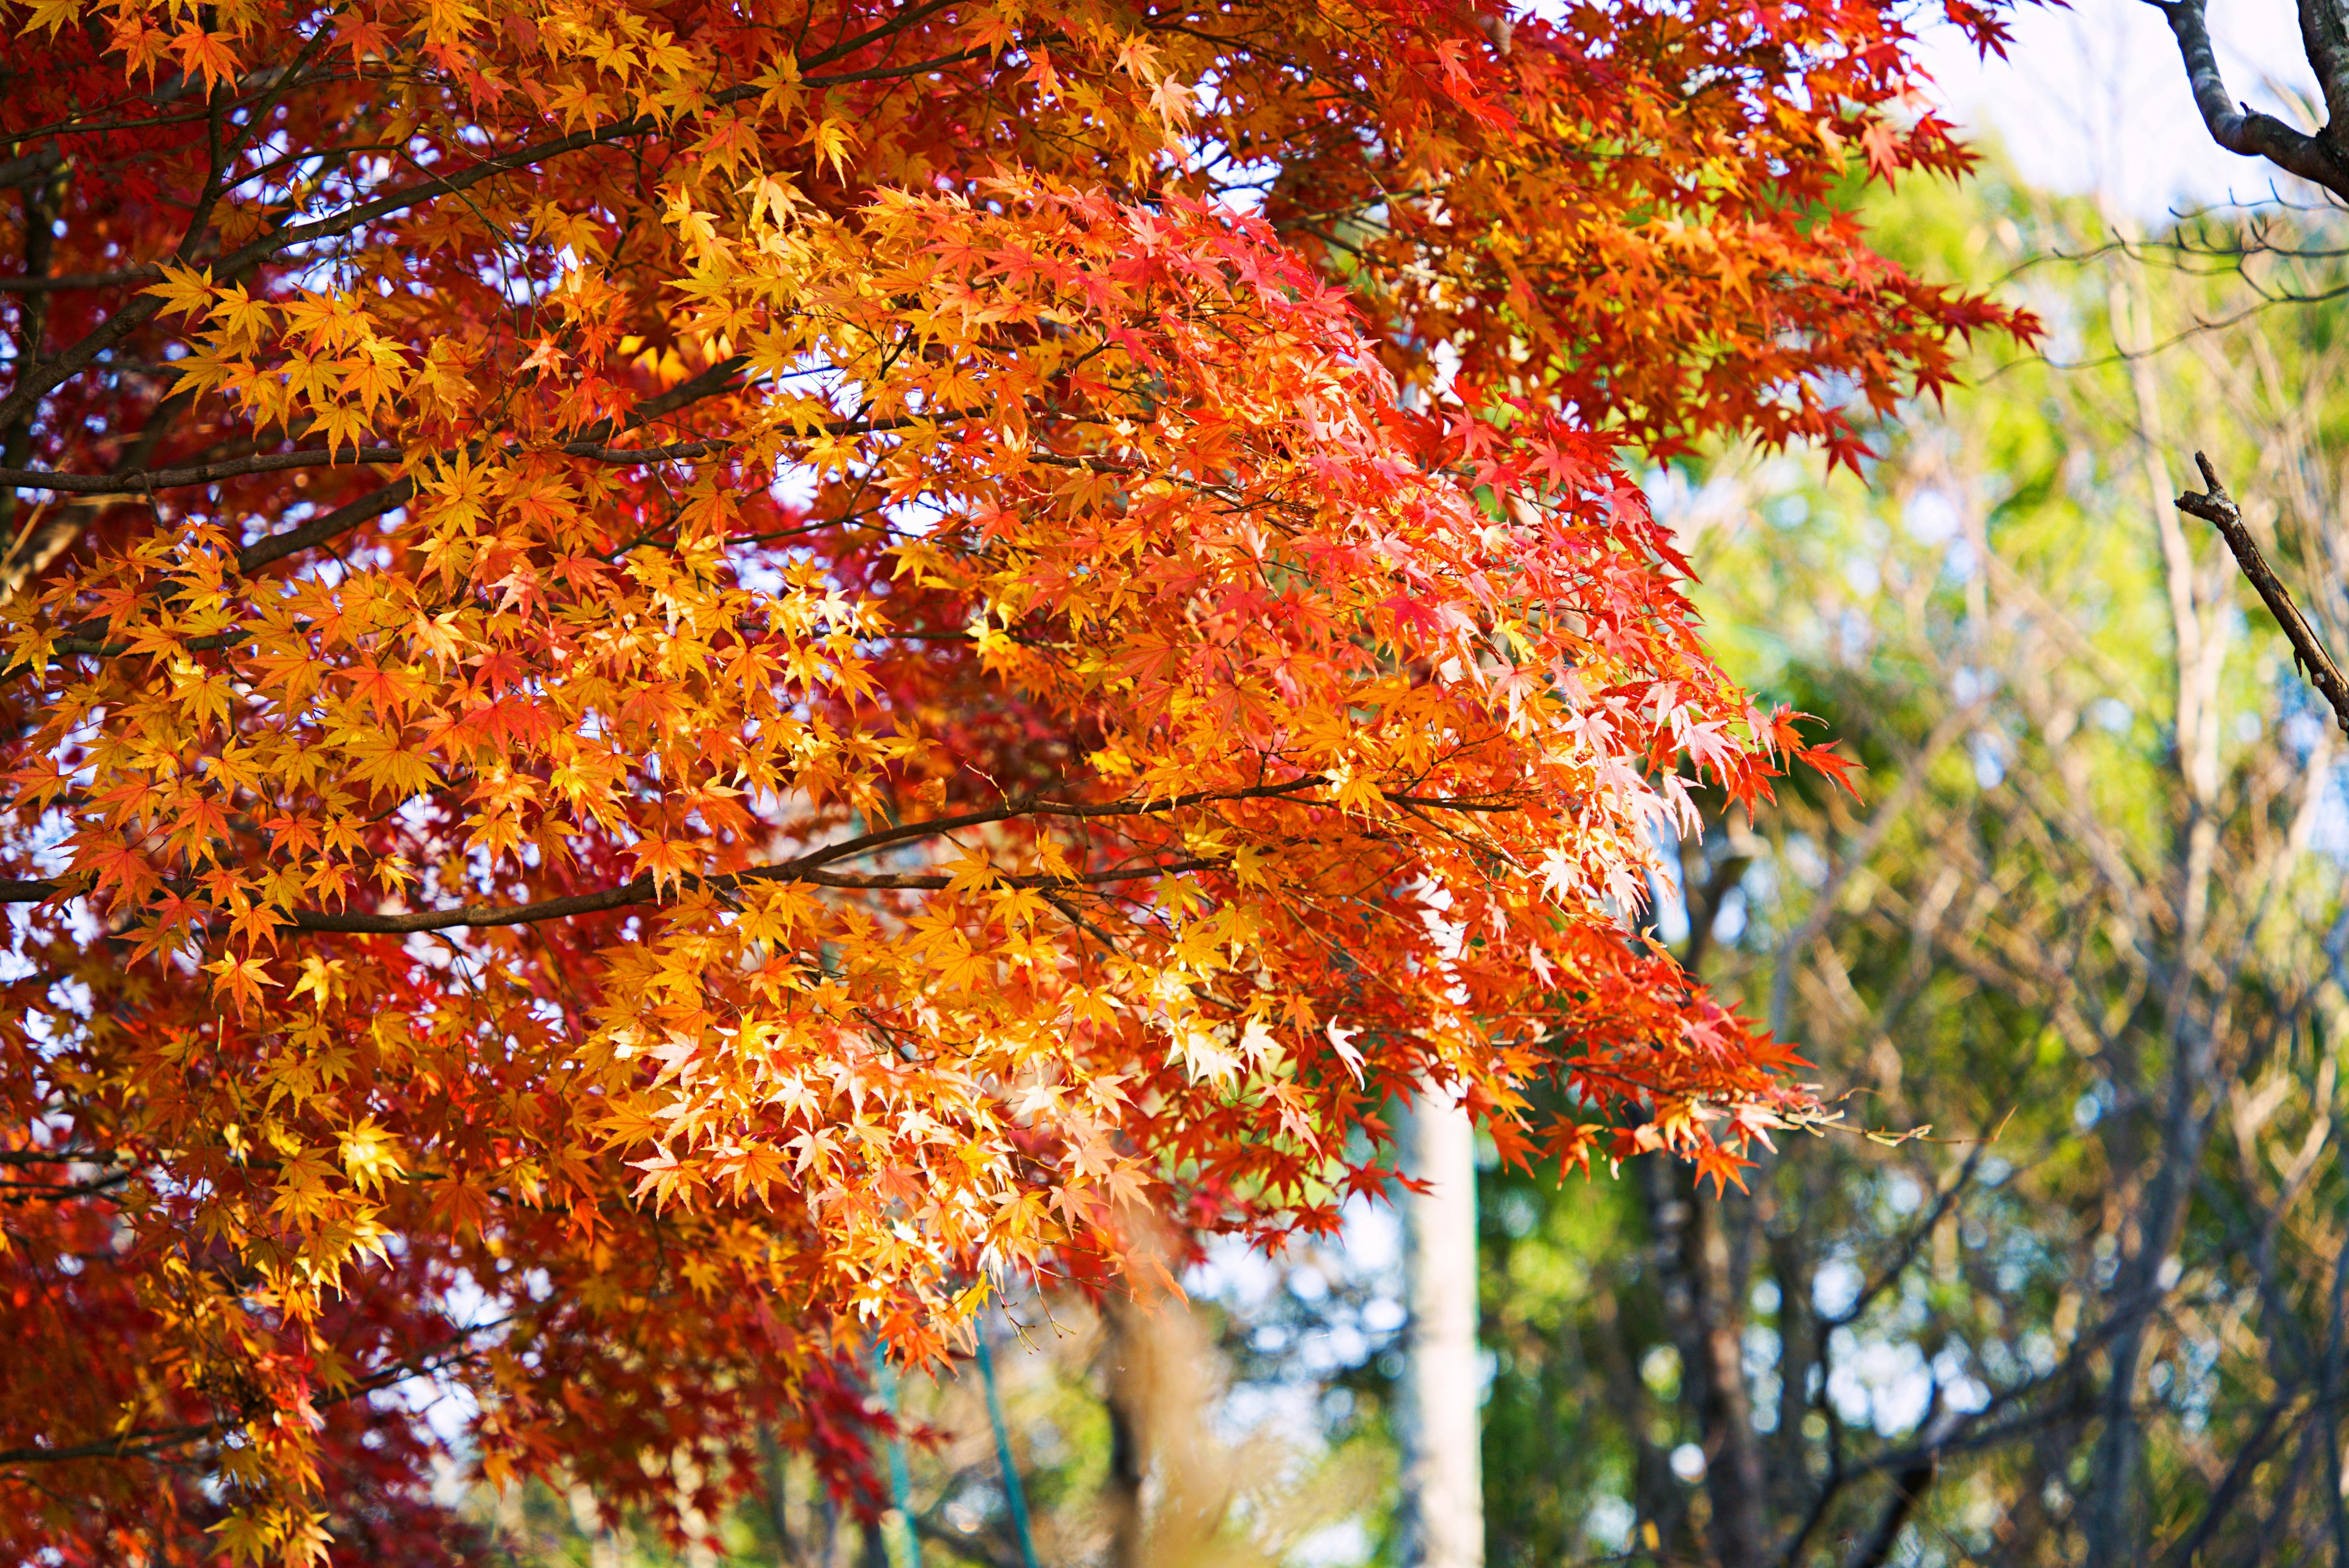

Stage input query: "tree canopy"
[{"left": 0, "top": 0, "right": 2026, "bottom": 1560}]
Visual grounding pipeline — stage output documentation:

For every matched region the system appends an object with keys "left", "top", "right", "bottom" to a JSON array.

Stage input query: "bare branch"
[
  {"left": 2174, "top": 450, "right": 2349, "bottom": 736},
  {"left": 0, "top": 1170, "right": 132, "bottom": 1203},
  {"left": 2147, "top": 0, "right": 2349, "bottom": 199},
  {"left": 1839, "top": 1431, "right": 1941, "bottom": 1568}
]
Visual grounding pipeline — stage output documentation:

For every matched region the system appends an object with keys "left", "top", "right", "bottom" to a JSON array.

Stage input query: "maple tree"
[{"left": 0, "top": 0, "right": 2030, "bottom": 1559}]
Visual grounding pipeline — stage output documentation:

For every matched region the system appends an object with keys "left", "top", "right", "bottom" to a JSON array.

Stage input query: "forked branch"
[
  {"left": 2146, "top": 0, "right": 2349, "bottom": 201},
  {"left": 2174, "top": 450, "right": 2349, "bottom": 737}
]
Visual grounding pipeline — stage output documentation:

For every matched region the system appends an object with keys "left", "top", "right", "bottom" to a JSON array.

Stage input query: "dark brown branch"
[
  {"left": 1, "top": 65, "right": 345, "bottom": 146},
  {"left": 0, "top": 447, "right": 401, "bottom": 494},
  {"left": 232, "top": 475, "right": 415, "bottom": 576},
  {"left": 0, "top": 775, "right": 1514, "bottom": 933},
  {"left": 2300, "top": 0, "right": 2349, "bottom": 147},
  {"left": 2147, "top": 0, "right": 2349, "bottom": 199},
  {"left": 0, "top": 147, "right": 63, "bottom": 194},
  {"left": 2174, "top": 450, "right": 2349, "bottom": 737},
  {"left": 270, "top": 855, "right": 1230, "bottom": 935},
  {"left": 0, "top": 421, "right": 735, "bottom": 560},
  {"left": 1838, "top": 1435, "right": 1940, "bottom": 1568},
  {"left": 229, "top": 354, "right": 749, "bottom": 575},
  {"left": 801, "top": 44, "right": 993, "bottom": 87},
  {"left": 564, "top": 438, "right": 732, "bottom": 464},
  {"left": 0, "top": 1170, "right": 133, "bottom": 1204},
  {"left": 0, "top": 269, "right": 159, "bottom": 294},
  {"left": 1824, "top": 1142, "right": 1991, "bottom": 1332},
  {"left": 47, "top": 620, "right": 282, "bottom": 661},
  {"left": 0, "top": 1321, "right": 503, "bottom": 1467},
  {"left": 797, "top": 0, "right": 962, "bottom": 69},
  {"left": 2152, "top": 1394, "right": 2298, "bottom": 1568},
  {"left": 558, "top": 405, "right": 978, "bottom": 466},
  {"left": 775, "top": 775, "right": 1328, "bottom": 872},
  {"left": 0, "top": 84, "right": 773, "bottom": 436}
]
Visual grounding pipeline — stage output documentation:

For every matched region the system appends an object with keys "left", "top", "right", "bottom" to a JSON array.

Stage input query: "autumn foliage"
[{"left": 0, "top": 0, "right": 2026, "bottom": 1559}]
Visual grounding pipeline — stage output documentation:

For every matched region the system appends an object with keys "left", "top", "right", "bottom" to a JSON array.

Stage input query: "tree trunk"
[
  {"left": 760, "top": 1425, "right": 796, "bottom": 1566},
  {"left": 1101, "top": 1298, "right": 1146, "bottom": 1568},
  {"left": 1639, "top": 1164, "right": 1770, "bottom": 1567},
  {"left": 1395, "top": 1091, "right": 1484, "bottom": 1568}
]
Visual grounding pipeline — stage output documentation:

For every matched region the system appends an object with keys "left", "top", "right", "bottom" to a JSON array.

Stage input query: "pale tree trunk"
[
  {"left": 1395, "top": 1091, "right": 1483, "bottom": 1568},
  {"left": 2079, "top": 263, "right": 2230, "bottom": 1568}
]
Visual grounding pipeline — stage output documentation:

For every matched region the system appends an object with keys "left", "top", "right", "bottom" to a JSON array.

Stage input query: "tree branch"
[
  {"left": 0, "top": 1170, "right": 133, "bottom": 1204},
  {"left": 2174, "top": 450, "right": 2349, "bottom": 737},
  {"left": 0, "top": 776, "right": 1516, "bottom": 932},
  {"left": 2148, "top": 0, "right": 2349, "bottom": 198},
  {"left": 267, "top": 855, "right": 1233, "bottom": 935},
  {"left": 0, "top": 269, "right": 158, "bottom": 294},
  {"left": 1838, "top": 1431, "right": 1941, "bottom": 1568},
  {"left": 2, "top": 399, "right": 975, "bottom": 526},
  {"left": 798, "top": 0, "right": 962, "bottom": 70},
  {"left": 228, "top": 353, "right": 749, "bottom": 574},
  {"left": 0, "top": 446, "right": 402, "bottom": 494},
  {"left": 0, "top": 1321, "right": 503, "bottom": 1467},
  {"left": 803, "top": 44, "right": 993, "bottom": 87},
  {"left": 0, "top": 83, "right": 774, "bottom": 435}
]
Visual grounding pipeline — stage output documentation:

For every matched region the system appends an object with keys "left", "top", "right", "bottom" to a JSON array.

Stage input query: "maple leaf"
[
  {"left": 1860, "top": 119, "right": 1907, "bottom": 184},
  {"left": 79, "top": 838, "right": 162, "bottom": 903},
  {"left": 145, "top": 264, "right": 217, "bottom": 319},
  {"left": 167, "top": 24, "right": 240, "bottom": 91},
  {"left": 628, "top": 1145, "right": 695, "bottom": 1211},
  {"left": 1323, "top": 1020, "right": 1367, "bottom": 1083},
  {"left": 17, "top": 0, "right": 84, "bottom": 35},
  {"left": 206, "top": 953, "right": 281, "bottom": 1016},
  {"left": 626, "top": 836, "right": 696, "bottom": 895},
  {"left": 338, "top": 1119, "right": 406, "bottom": 1192},
  {"left": 346, "top": 661, "right": 419, "bottom": 719},
  {"left": 207, "top": 1510, "right": 276, "bottom": 1567},
  {"left": 428, "top": 1175, "right": 494, "bottom": 1239}
]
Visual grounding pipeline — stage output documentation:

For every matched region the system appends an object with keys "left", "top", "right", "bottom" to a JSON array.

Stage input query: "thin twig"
[{"left": 2175, "top": 450, "right": 2349, "bottom": 737}]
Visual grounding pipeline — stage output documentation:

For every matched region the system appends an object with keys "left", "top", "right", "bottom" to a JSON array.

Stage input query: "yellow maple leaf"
[{"left": 144, "top": 264, "right": 217, "bottom": 321}]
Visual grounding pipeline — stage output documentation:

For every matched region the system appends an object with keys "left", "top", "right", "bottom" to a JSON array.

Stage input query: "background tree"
[
  {"left": 0, "top": 0, "right": 2027, "bottom": 1561},
  {"left": 1472, "top": 166, "right": 2349, "bottom": 1566},
  {"left": 1393, "top": 1094, "right": 1482, "bottom": 1568}
]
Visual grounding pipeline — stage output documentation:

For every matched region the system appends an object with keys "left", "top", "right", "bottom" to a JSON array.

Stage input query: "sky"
[{"left": 1921, "top": 0, "right": 2319, "bottom": 217}]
